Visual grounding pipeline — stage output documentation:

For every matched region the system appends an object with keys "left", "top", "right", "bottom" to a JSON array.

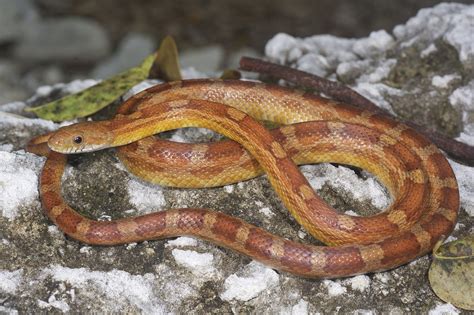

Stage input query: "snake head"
[{"left": 48, "top": 121, "right": 114, "bottom": 154}]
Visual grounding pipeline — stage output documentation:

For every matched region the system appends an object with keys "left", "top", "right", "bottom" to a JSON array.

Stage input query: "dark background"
[
  {"left": 36, "top": 0, "right": 470, "bottom": 52},
  {"left": 1, "top": 0, "right": 472, "bottom": 104}
]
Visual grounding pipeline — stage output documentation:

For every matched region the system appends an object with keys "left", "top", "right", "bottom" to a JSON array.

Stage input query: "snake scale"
[{"left": 27, "top": 79, "right": 459, "bottom": 278}]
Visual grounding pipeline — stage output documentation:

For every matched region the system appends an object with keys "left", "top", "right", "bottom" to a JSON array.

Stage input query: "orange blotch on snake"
[
  {"left": 41, "top": 190, "right": 63, "bottom": 209},
  {"left": 86, "top": 221, "right": 122, "bottom": 243},
  {"left": 211, "top": 213, "right": 242, "bottom": 243},
  {"left": 281, "top": 241, "right": 314, "bottom": 273},
  {"left": 177, "top": 209, "right": 205, "bottom": 230},
  {"left": 55, "top": 209, "right": 84, "bottom": 235},
  {"left": 134, "top": 212, "right": 167, "bottom": 237},
  {"left": 379, "top": 232, "right": 421, "bottom": 266},
  {"left": 384, "top": 141, "right": 421, "bottom": 171},
  {"left": 245, "top": 228, "right": 274, "bottom": 260},
  {"left": 437, "top": 186, "right": 460, "bottom": 210},
  {"left": 323, "top": 246, "right": 365, "bottom": 275},
  {"left": 425, "top": 152, "right": 456, "bottom": 180},
  {"left": 421, "top": 214, "right": 456, "bottom": 244}
]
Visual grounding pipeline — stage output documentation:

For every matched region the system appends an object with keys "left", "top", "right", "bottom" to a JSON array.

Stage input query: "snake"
[{"left": 27, "top": 79, "right": 460, "bottom": 278}]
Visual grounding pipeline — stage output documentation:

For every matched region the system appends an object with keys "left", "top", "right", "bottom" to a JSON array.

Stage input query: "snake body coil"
[{"left": 31, "top": 79, "right": 459, "bottom": 278}]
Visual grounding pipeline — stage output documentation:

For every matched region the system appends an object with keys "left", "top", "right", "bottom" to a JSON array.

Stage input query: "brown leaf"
[
  {"left": 148, "top": 35, "right": 182, "bottom": 81},
  {"left": 429, "top": 235, "right": 474, "bottom": 310},
  {"left": 220, "top": 69, "right": 241, "bottom": 80}
]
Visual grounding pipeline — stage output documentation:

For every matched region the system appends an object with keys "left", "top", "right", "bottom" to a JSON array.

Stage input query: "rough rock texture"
[{"left": 1, "top": 3, "right": 473, "bottom": 314}]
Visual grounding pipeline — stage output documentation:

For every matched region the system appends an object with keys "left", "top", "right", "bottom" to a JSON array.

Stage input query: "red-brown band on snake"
[{"left": 28, "top": 79, "right": 459, "bottom": 278}]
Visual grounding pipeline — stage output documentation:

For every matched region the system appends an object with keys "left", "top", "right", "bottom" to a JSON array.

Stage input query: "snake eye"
[{"left": 73, "top": 136, "right": 83, "bottom": 144}]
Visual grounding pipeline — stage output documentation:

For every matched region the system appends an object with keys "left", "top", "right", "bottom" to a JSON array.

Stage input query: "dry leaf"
[
  {"left": 26, "top": 54, "right": 156, "bottom": 121},
  {"left": 148, "top": 35, "right": 182, "bottom": 81},
  {"left": 220, "top": 69, "right": 241, "bottom": 80},
  {"left": 429, "top": 234, "right": 474, "bottom": 310}
]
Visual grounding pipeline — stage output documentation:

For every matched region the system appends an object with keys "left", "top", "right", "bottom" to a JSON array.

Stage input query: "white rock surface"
[
  {"left": 431, "top": 74, "right": 461, "bottom": 89},
  {"left": 43, "top": 265, "right": 164, "bottom": 314},
  {"left": 301, "top": 164, "right": 390, "bottom": 211},
  {"left": 323, "top": 280, "right": 347, "bottom": 297},
  {"left": 393, "top": 3, "right": 474, "bottom": 68},
  {"left": 0, "top": 269, "right": 23, "bottom": 293},
  {"left": 265, "top": 3, "right": 474, "bottom": 115},
  {"left": 428, "top": 303, "right": 460, "bottom": 315},
  {"left": 347, "top": 275, "right": 371, "bottom": 292},
  {"left": 220, "top": 261, "right": 279, "bottom": 302},
  {"left": 171, "top": 249, "right": 216, "bottom": 277},
  {"left": 450, "top": 80, "right": 474, "bottom": 126},
  {"left": 126, "top": 178, "right": 166, "bottom": 213},
  {"left": 0, "top": 150, "right": 43, "bottom": 219},
  {"left": 165, "top": 236, "right": 198, "bottom": 248}
]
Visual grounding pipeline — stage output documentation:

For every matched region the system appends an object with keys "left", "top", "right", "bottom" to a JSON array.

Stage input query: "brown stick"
[{"left": 239, "top": 57, "right": 474, "bottom": 166}]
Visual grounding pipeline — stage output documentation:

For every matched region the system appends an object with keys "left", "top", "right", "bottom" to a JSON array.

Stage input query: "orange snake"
[{"left": 27, "top": 79, "right": 459, "bottom": 278}]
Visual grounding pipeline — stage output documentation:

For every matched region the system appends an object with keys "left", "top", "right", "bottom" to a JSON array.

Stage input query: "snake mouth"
[
  {"left": 47, "top": 135, "right": 109, "bottom": 154},
  {"left": 50, "top": 143, "right": 109, "bottom": 154}
]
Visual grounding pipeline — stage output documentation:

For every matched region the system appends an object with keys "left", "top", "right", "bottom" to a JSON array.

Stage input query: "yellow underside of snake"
[{"left": 29, "top": 79, "right": 459, "bottom": 278}]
